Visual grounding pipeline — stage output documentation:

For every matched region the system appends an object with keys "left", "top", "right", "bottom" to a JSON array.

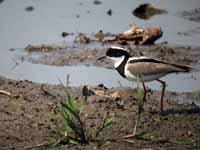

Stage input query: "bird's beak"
[{"left": 97, "top": 56, "right": 107, "bottom": 61}]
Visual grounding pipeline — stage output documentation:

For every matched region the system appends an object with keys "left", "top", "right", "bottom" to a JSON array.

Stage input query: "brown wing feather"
[{"left": 127, "top": 62, "right": 191, "bottom": 76}]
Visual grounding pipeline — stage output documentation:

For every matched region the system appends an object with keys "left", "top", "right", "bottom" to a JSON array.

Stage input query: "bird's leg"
[
  {"left": 121, "top": 82, "right": 144, "bottom": 139},
  {"left": 122, "top": 112, "right": 140, "bottom": 139},
  {"left": 142, "top": 82, "right": 147, "bottom": 102},
  {"left": 156, "top": 79, "right": 166, "bottom": 112}
]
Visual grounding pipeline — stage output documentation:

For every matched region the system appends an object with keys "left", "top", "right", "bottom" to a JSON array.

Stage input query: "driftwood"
[
  {"left": 25, "top": 44, "right": 66, "bottom": 52},
  {"left": 0, "top": 90, "right": 20, "bottom": 98},
  {"left": 104, "top": 25, "right": 163, "bottom": 45}
]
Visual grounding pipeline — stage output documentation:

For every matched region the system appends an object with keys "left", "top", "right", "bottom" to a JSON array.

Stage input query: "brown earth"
[{"left": 0, "top": 76, "right": 199, "bottom": 150}]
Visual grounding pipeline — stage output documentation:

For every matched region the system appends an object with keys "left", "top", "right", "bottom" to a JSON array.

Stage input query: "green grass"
[
  {"left": 38, "top": 82, "right": 113, "bottom": 149},
  {"left": 130, "top": 77, "right": 143, "bottom": 136}
]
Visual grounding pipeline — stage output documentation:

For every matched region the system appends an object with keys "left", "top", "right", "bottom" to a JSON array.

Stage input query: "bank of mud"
[
  {"left": 0, "top": 76, "right": 199, "bottom": 149},
  {"left": 27, "top": 44, "right": 200, "bottom": 70}
]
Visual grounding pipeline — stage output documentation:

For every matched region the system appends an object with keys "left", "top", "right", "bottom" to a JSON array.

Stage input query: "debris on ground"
[
  {"left": 74, "top": 33, "right": 92, "bottom": 44},
  {"left": 180, "top": 8, "right": 200, "bottom": 22},
  {"left": 61, "top": 32, "right": 69, "bottom": 38},
  {"left": 94, "top": 30, "right": 105, "bottom": 42},
  {"left": 25, "top": 6, "right": 34, "bottom": 12},
  {"left": 107, "top": 9, "right": 113, "bottom": 16},
  {"left": 0, "top": 90, "right": 20, "bottom": 98},
  {"left": 93, "top": 0, "right": 102, "bottom": 5},
  {"left": 104, "top": 24, "right": 163, "bottom": 45},
  {"left": 133, "top": 3, "right": 168, "bottom": 20},
  {"left": 25, "top": 44, "right": 66, "bottom": 52}
]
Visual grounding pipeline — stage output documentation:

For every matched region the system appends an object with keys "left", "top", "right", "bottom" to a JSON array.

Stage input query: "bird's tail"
[{"left": 171, "top": 63, "right": 197, "bottom": 73}]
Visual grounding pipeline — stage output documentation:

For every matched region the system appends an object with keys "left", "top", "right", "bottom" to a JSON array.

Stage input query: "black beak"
[{"left": 97, "top": 56, "right": 106, "bottom": 61}]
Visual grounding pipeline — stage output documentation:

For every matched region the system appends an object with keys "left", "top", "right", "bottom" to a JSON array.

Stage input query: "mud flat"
[
  {"left": 0, "top": 76, "right": 199, "bottom": 149},
  {"left": 28, "top": 44, "right": 200, "bottom": 69}
]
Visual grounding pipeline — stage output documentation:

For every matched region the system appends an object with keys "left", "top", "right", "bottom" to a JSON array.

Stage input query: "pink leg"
[
  {"left": 142, "top": 82, "right": 147, "bottom": 102},
  {"left": 156, "top": 79, "right": 166, "bottom": 112},
  {"left": 141, "top": 82, "right": 148, "bottom": 111}
]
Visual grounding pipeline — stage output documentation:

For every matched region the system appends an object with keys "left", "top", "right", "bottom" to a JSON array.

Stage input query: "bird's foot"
[
  {"left": 122, "top": 134, "right": 135, "bottom": 139},
  {"left": 121, "top": 131, "right": 137, "bottom": 139}
]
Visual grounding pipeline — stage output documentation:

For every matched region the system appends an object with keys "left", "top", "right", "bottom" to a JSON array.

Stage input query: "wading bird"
[{"left": 98, "top": 46, "right": 193, "bottom": 112}]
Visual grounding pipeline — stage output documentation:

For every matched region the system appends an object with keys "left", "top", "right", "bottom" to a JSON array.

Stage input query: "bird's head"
[{"left": 97, "top": 46, "right": 129, "bottom": 68}]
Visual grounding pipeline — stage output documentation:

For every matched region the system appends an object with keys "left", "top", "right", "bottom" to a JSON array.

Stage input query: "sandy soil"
[{"left": 0, "top": 76, "right": 199, "bottom": 150}]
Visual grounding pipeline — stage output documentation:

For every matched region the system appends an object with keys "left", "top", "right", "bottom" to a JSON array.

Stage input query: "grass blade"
[
  {"left": 69, "top": 139, "right": 79, "bottom": 145},
  {"left": 104, "top": 118, "right": 113, "bottom": 127},
  {"left": 60, "top": 104, "right": 70, "bottom": 129},
  {"left": 173, "top": 140, "right": 196, "bottom": 145},
  {"left": 68, "top": 95, "right": 77, "bottom": 116},
  {"left": 79, "top": 100, "right": 87, "bottom": 115},
  {"left": 61, "top": 101, "right": 78, "bottom": 118}
]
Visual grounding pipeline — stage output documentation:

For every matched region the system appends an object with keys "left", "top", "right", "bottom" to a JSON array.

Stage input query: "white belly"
[{"left": 125, "top": 69, "right": 166, "bottom": 82}]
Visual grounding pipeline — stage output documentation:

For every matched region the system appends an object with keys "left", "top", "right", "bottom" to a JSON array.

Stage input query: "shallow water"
[
  {"left": 1, "top": 58, "right": 200, "bottom": 92},
  {"left": 0, "top": 0, "right": 200, "bottom": 50},
  {"left": 0, "top": 0, "right": 200, "bottom": 92}
]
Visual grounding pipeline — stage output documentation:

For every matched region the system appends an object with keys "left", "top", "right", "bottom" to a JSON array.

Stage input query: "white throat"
[{"left": 108, "top": 56, "right": 125, "bottom": 68}]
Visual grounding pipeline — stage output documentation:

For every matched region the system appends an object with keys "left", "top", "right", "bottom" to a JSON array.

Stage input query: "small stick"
[
  {"left": 0, "top": 90, "right": 12, "bottom": 96},
  {"left": 0, "top": 90, "right": 20, "bottom": 98}
]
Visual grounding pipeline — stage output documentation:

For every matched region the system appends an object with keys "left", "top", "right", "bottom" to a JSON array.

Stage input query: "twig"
[
  {"left": 0, "top": 90, "right": 19, "bottom": 98},
  {"left": 0, "top": 90, "right": 12, "bottom": 96},
  {"left": 24, "top": 141, "right": 58, "bottom": 150},
  {"left": 121, "top": 139, "right": 136, "bottom": 144}
]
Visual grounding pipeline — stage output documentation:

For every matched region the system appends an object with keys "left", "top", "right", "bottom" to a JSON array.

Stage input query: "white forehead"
[{"left": 110, "top": 46, "right": 127, "bottom": 51}]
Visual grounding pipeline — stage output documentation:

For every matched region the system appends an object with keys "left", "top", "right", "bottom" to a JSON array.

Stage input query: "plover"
[{"left": 98, "top": 46, "right": 193, "bottom": 112}]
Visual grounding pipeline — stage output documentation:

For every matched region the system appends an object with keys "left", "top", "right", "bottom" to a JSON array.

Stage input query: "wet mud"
[{"left": 28, "top": 43, "right": 200, "bottom": 70}]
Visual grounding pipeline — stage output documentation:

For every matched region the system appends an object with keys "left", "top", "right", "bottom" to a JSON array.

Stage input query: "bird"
[{"left": 98, "top": 46, "right": 193, "bottom": 112}]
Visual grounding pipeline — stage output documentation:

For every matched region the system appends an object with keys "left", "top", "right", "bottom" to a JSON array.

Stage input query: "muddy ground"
[
  {"left": 28, "top": 43, "right": 200, "bottom": 70},
  {"left": 0, "top": 74, "right": 200, "bottom": 150}
]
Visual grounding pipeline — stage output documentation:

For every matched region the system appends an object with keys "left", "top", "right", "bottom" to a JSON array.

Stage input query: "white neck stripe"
[{"left": 108, "top": 56, "right": 125, "bottom": 68}]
